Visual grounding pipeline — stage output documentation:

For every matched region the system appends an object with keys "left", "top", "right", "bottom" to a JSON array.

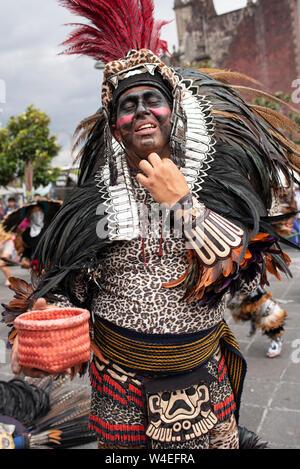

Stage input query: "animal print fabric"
[
  {"left": 209, "top": 413, "right": 239, "bottom": 449},
  {"left": 98, "top": 441, "right": 144, "bottom": 449},
  {"left": 97, "top": 414, "right": 239, "bottom": 450},
  {"left": 102, "top": 49, "right": 179, "bottom": 112},
  {"left": 91, "top": 345, "right": 238, "bottom": 449}
]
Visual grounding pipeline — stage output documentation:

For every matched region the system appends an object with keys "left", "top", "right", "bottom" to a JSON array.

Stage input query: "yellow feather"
[
  {"left": 249, "top": 104, "right": 300, "bottom": 137},
  {"left": 199, "top": 69, "right": 262, "bottom": 87},
  {"left": 232, "top": 85, "right": 299, "bottom": 113},
  {"left": 212, "top": 110, "right": 241, "bottom": 120}
]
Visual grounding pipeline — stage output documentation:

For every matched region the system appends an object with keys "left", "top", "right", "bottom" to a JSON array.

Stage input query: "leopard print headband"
[{"left": 101, "top": 49, "right": 179, "bottom": 114}]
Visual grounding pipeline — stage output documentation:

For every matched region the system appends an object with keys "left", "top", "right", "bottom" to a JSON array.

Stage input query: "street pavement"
[{"left": 1, "top": 246, "right": 300, "bottom": 450}]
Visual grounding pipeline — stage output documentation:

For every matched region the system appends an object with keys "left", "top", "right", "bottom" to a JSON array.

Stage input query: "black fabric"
[
  {"left": 144, "top": 368, "right": 216, "bottom": 394},
  {"left": 22, "top": 225, "right": 48, "bottom": 260}
]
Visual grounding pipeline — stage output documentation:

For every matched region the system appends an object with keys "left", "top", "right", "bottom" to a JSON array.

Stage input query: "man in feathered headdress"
[{"left": 7, "top": 0, "right": 300, "bottom": 449}]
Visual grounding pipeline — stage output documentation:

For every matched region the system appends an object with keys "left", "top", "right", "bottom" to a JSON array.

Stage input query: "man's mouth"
[{"left": 135, "top": 122, "right": 158, "bottom": 134}]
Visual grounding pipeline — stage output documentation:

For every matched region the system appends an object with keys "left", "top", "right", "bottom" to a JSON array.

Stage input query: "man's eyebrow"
[{"left": 119, "top": 90, "right": 162, "bottom": 106}]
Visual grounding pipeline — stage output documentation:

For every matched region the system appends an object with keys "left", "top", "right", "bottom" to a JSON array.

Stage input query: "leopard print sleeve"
[{"left": 47, "top": 268, "right": 100, "bottom": 308}]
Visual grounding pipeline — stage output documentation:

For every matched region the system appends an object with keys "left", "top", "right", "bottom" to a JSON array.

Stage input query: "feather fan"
[{"left": 0, "top": 376, "right": 96, "bottom": 449}]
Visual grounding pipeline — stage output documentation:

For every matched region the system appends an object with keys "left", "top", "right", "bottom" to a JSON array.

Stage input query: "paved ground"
[{"left": 1, "top": 246, "right": 300, "bottom": 449}]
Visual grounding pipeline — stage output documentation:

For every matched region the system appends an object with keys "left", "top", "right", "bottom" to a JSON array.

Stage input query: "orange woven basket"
[{"left": 14, "top": 308, "right": 91, "bottom": 373}]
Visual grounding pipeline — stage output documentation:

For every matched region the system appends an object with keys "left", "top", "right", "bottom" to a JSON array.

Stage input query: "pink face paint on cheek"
[
  {"left": 116, "top": 113, "right": 134, "bottom": 129},
  {"left": 151, "top": 107, "right": 172, "bottom": 118}
]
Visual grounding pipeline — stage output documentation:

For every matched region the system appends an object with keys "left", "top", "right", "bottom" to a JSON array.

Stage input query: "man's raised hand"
[{"left": 136, "top": 153, "right": 190, "bottom": 207}]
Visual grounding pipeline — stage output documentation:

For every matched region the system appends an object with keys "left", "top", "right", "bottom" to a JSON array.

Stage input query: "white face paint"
[{"left": 30, "top": 210, "right": 45, "bottom": 237}]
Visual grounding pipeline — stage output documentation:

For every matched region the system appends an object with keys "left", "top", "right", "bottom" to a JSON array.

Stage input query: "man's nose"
[{"left": 135, "top": 98, "right": 150, "bottom": 117}]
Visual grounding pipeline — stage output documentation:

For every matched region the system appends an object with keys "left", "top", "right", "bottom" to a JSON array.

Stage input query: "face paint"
[
  {"left": 113, "top": 86, "right": 172, "bottom": 163},
  {"left": 151, "top": 107, "right": 172, "bottom": 120},
  {"left": 116, "top": 113, "right": 134, "bottom": 130}
]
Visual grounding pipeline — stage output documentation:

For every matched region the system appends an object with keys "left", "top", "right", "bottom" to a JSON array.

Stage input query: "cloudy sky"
[{"left": 0, "top": 0, "right": 249, "bottom": 167}]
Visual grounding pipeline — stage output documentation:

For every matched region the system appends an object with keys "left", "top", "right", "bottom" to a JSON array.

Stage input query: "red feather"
[{"left": 59, "top": 0, "right": 170, "bottom": 62}]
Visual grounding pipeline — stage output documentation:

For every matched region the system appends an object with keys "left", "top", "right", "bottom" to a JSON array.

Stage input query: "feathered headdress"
[
  {"left": 59, "top": 0, "right": 176, "bottom": 112},
  {"left": 59, "top": 0, "right": 169, "bottom": 62},
  {"left": 59, "top": 0, "right": 185, "bottom": 177}
]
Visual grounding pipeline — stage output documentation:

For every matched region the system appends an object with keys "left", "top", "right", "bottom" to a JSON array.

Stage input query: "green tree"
[{"left": 0, "top": 105, "right": 61, "bottom": 191}]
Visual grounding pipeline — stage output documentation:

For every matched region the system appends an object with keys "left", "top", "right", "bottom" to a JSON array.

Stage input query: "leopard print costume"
[
  {"left": 51, "top": 169, "right": 258, "bottom": 450},
  {"left": 53, "top": 170, "right": 260, "bottom": 335},
  {"left": 97, "top": 415, "right": 239, "bottom": 450}
]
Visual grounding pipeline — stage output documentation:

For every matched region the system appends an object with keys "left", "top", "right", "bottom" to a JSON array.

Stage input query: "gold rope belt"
[
  {"left": 94, "top": 318, "right": 240, "bottom": 372},
  {"left": 93, "top": 317, "right": 247, "bottom": 422}
]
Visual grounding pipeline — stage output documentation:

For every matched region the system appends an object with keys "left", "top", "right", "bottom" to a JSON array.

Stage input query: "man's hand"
[
  {"left": 136, "top": 153, "right": 190, "bottom": 207},
  {"left": 11, "top": 298, "right": 73, "bottom": 378}
]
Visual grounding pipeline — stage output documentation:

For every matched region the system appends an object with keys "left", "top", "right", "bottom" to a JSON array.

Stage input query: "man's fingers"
[
  {"left": 136, "top": 173, "right": 150, "bottom": 188},
  {"left": 32, "top": 298, "right": 48, "bottom": 310},
  {"left": 11, "top": 337, "right": 21, "bottom": 374},
  {"left": 139, "top": 159, "right": 154, "bottom": 177},
  {"left": 12, "top": 361, "right": 22, "bottom": 375},
  {"left": 20, "top": 367, "right": 50, "bottom": 378},
  {"left": 32, "top": 298, "right": 56, "bottom": 311},
  {"left": 147, "top": 152, "right": 162, "bottom": 167}
]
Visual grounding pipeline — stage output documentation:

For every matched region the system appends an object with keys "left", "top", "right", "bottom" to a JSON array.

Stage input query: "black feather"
[{"left": 33, "top": 178, "right": 110, "bottom": 304}]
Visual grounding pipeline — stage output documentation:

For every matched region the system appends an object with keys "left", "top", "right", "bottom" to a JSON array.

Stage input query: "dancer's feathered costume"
[
  {"left": 227, "top": 185, "right": 297, "bottom": 356},
  {"left": 228, "top": 286, "right": 287, "bottom": 339},
  {"left": 3, "top": 0, "right": 300, "bottom": 449}
]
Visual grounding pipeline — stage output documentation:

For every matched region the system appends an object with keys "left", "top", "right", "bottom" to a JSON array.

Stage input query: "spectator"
[
  {"left": 3, "top": 198, "right": 19, "bottom": 216},
  {"left": 292, "top": 185, "right": 300, "bottom": 246}
]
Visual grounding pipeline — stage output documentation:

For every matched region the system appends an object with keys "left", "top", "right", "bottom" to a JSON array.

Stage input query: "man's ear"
[{"left": 111, "top": 124, "right": 121, "bottom": 142}]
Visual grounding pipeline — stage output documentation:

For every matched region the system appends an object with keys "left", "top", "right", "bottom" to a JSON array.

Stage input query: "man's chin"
[{"left": 134, "top": 144, "right": 158, "bottom": 158}]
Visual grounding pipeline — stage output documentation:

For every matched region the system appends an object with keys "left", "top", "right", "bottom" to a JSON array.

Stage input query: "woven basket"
[{"left": 14, "top": 308, "right": 91, "bottom": 373}]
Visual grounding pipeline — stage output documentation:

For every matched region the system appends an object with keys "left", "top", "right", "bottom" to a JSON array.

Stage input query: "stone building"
[{"left": 173, "top": 0, "right": 300, "bottom": 97}]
